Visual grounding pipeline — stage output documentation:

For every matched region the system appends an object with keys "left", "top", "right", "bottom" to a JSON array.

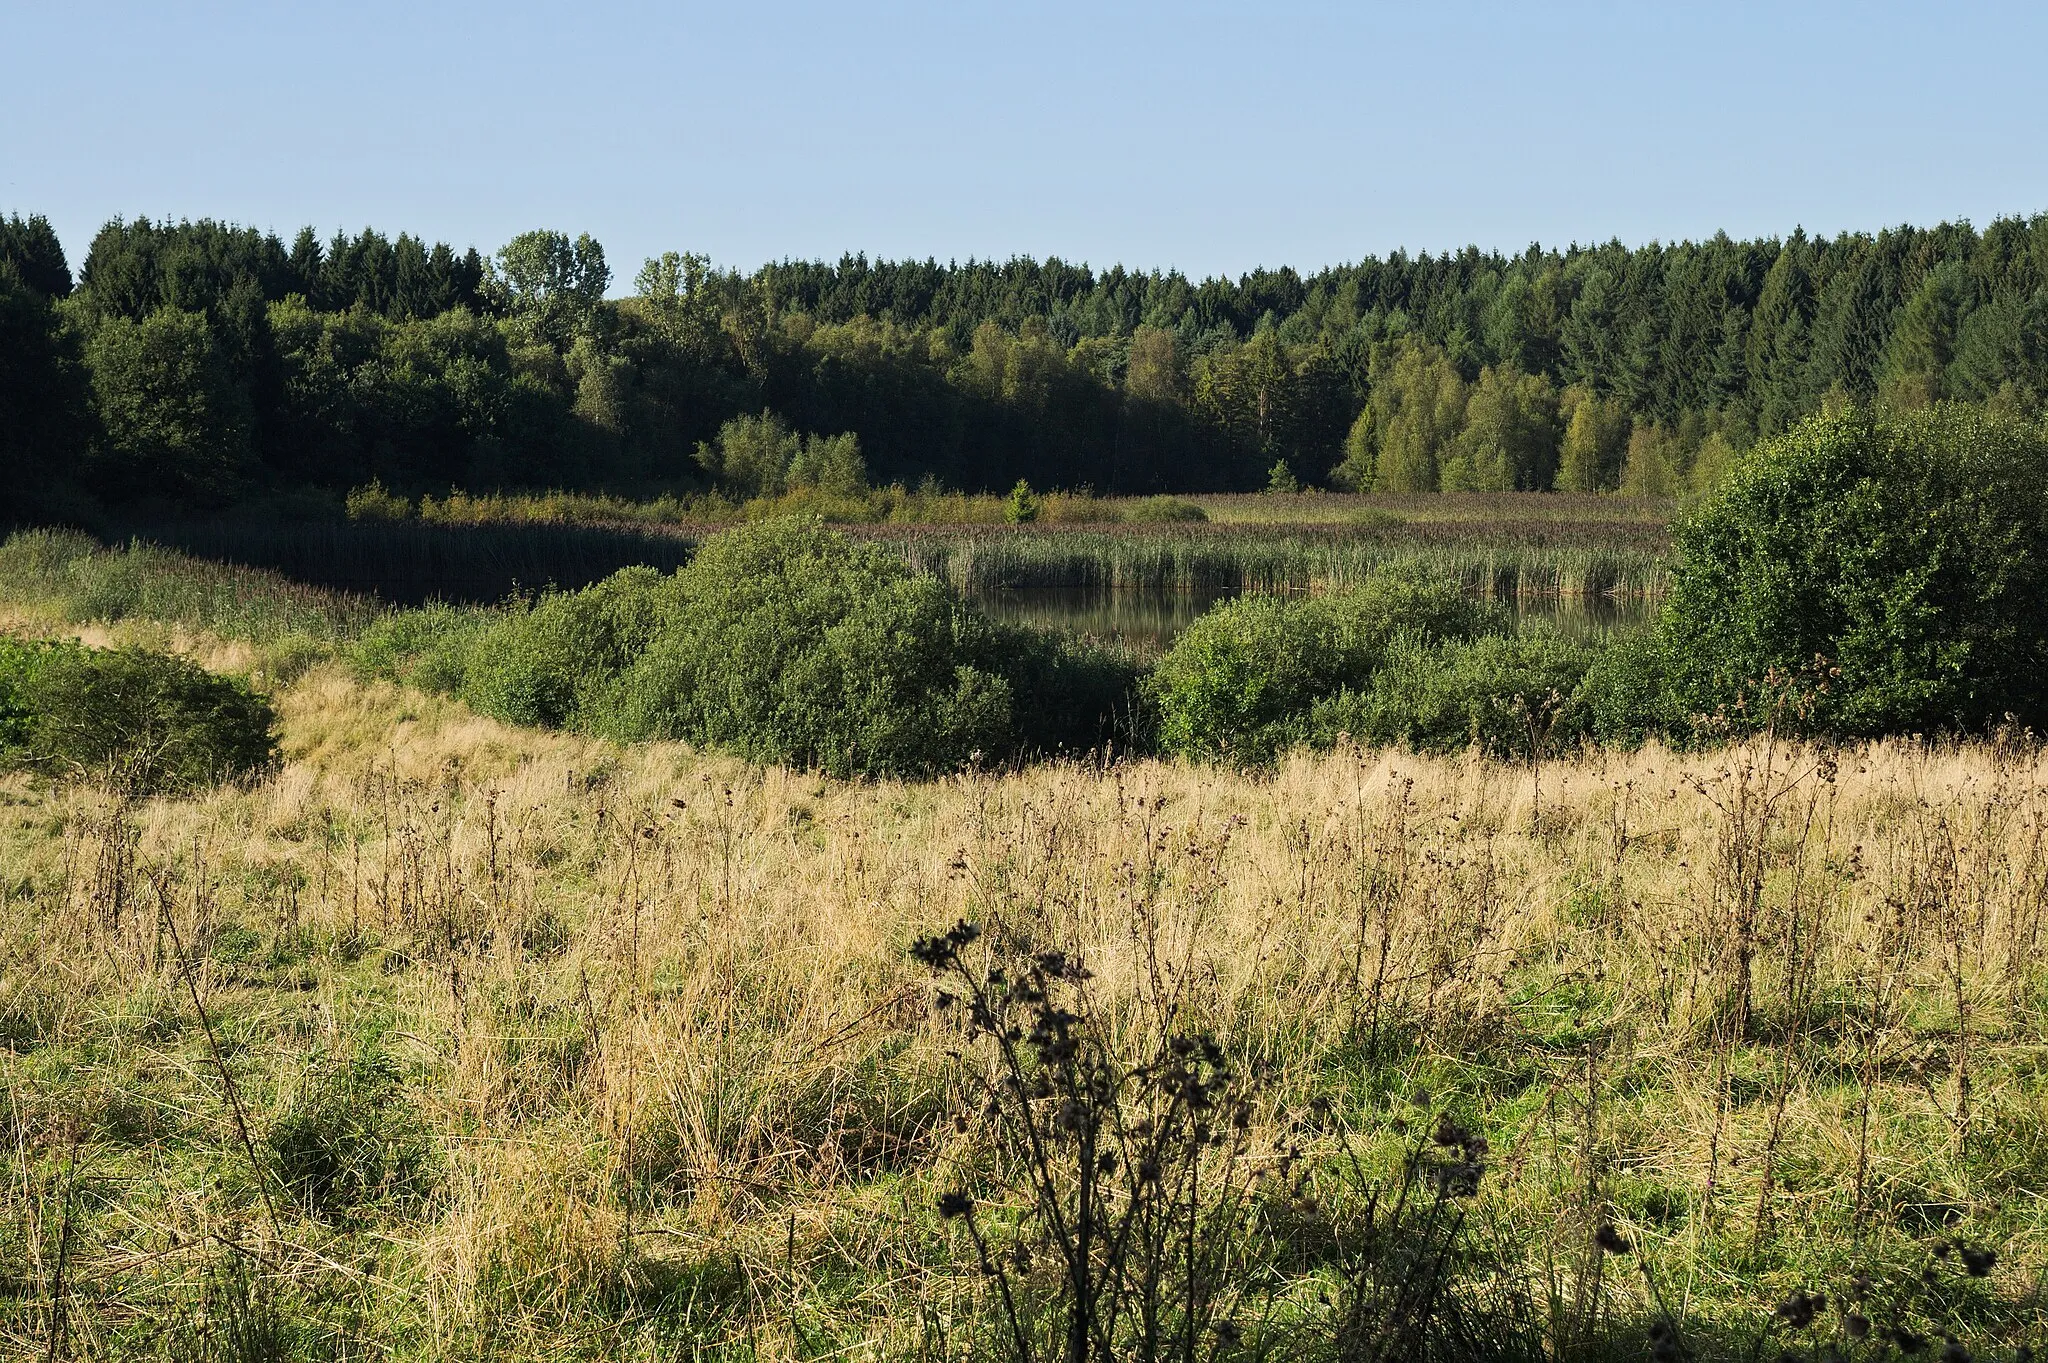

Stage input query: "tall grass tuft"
[{"left": 0, "top": 529, "right": 384, "bottom": 640}]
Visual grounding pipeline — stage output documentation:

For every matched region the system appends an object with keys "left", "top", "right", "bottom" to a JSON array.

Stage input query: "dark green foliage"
[
  {"left": 266, "top": 1051, "right": 439, "bottom": 1223},
  {"left": 1572, "top": 627, "right": 1687, "bottom": 748},
  {"left": 438, "top": 520, "right": 1131, "bottom": 775},
  {"left": 1146, "top": 573, "right": 1492, "bottom": 763},
  {"left": 348, "top": 603, "right": 491, "bottom": 692},
  {"left": 1316, "top": 629, "right": 1598, "bottom": 757},
  {"left": 263, "top": 298, "right": 552, "bottom": 491},
  {"left": 0, "top": 637, "right": 278, "bottom": 793},
  {"left": 85, "top": 306, "right": 255, "bottom": 499},
  {"left": 0, "top": 213, "right": 73, "bottom": 298},
  {"left": 978, "top": 621, "right": 1147, "bottom": 758},
  {"left": 11, "top": 208, "right": 2048, "bottom": 518},
  {"left": 0, "top": 260, "right": 91, "bottom": 523},
  {"left": 599, "top": 522, "right": 1011, "bottom": 774},
  {"left": 461, "top": 566, "right": 671, "bottom": 728},
  {"left": 76, "top": 217, "right": 483, "bottom": 323},
  {"left": 1662, "top": 404, "right": 2048, "bottom": 735}
]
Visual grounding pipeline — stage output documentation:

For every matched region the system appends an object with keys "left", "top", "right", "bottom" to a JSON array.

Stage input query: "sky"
[{"left": 7, "top": 0, "right": 2047, "bottom": 288}]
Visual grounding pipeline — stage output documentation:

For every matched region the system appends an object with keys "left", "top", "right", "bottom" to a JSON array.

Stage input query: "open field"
[{"left": 2, "top": 620, "right": 2045, "bottom": 1359}]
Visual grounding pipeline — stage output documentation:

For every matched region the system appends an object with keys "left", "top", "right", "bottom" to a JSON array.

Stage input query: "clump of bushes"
[
  {"left": 1315, "top": 629, "right": 1598, "bottom": 758},
  {"left": 595, "top": 525, "right": 1015, "bottom": 774},
  {"left": 1145, "top": 573, "right": 1499, "bottom": 763},
  {"left": 345, "top": 404, "right": 2048, "bottom": 771},
  {"left": 0, "top": 636, "right": 277, "bottom": 794},
  {"left": 367, "top": 519, "right": 1140, "bottom": 777},
  {"left": 1659, "top": 403, "right": 2048, "bottom": 736}
]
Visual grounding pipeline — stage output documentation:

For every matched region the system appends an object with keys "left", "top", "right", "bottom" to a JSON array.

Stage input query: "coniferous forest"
[{"left": 5, "top": 209, "right": 2048, "bottom": 517}]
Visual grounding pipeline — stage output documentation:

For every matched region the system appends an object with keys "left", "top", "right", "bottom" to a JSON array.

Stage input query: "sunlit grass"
[{"left": 1, "top": 617, "right": 2044, "bottom": 1358}]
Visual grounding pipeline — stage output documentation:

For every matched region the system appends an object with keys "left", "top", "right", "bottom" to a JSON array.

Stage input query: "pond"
[{"left": 965, "top": 586, "right": 1657, "bottom": 653}]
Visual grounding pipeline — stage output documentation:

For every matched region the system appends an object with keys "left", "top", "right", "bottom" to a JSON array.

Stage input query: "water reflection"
[{"left": 968, "top": 586, "right": 1656, "bottom": 653}]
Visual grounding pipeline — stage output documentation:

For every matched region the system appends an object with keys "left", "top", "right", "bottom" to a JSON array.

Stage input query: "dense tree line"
[{"left": 4, "top": 209, "right": 2047, "bottom": 516}]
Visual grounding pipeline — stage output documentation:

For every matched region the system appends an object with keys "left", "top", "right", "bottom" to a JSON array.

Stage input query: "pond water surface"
[{"left": 966, "top": 586, "right": 1657, "bottom": 653}]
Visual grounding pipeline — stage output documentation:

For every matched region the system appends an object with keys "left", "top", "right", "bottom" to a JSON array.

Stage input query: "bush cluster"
[
  {"left": 1142, "top": 571, "right": 1616, "bottom": 764},
  {"left": 361, "top": 520, "right": 1141, "bottom": 777},
  {"left": 1660, "top": 403, "right": 2048, "bottom": 736},
  {"left": 1145, "top": 574, "right": 1502, "bottom": 763},
  {"left": 0, "top": 637, "right": 278, "bottom": 794}
]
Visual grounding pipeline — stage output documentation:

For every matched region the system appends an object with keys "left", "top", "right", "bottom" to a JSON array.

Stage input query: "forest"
[{"left": 5, "top": 209, "right": 2048, "bottom": 518}]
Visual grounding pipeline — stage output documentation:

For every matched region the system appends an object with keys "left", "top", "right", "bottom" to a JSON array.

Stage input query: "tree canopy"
[{"left": 5, "top": 210, "right": 2048, "bottom": 513}]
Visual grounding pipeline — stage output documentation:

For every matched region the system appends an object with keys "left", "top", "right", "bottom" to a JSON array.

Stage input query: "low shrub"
[
  {"left": 991, "top": 623, "right": 1149, "bottom": 757},
  {"left": 1663, "top": 403, "right": 2048, "bottom": 735},
  {"left": 1315, "top": 629, "right": 1598, "bottom": 757},
  {"left": 437, "top": 520, "right": 1137, "bottom": 776},
  {"left": 1123, "top": 496, "right": 1210, "bottom": 523},
  {"left": 1574, "top": 626, "right": 1687, "bottom": 748},
  {"left": 348, "top": 603, "right": 491, "bottom": 693},
  {"left": 1145, "top": 574, "right": 1493, "bottom": 763},
  {"left": 460, "top": 567, "right": 672, "bottom": 728},
  {"left": 0, "top": 637, "right": 277, "bottom": 794},
  {"left": 599, "top": 524, "right": 1012, "bottom": 774}
]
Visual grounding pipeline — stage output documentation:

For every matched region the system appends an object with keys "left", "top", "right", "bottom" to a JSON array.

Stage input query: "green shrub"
[
  {"left": 1315, "top": 630, "right": 1597, "bottom": 757},
  {"left": 1005, "top": 480, "right": 1042, "bottom": 524},
  {"left": 0, "top": 640, "right": 32, "bottom": 753},
  {"left": 444, "top": 520, "right": 1127, "bottom": 777},
  {"left": 349, "top": 603, "right": 490, "bottom": 693},
  {"left": 344, "top": 479, "right": 413, "bottom": 520},
  {"left": 0, "top": 637, "right": 277, "bottom": 794},
  {"left": 600, "top": 524, "right": 1012, "bottom": 775},
  {"left": 267, "top": 1051, "right": 439, "bottom": 1223},
  {"left": 1123, "top": 496, "right": 1209, "bottom": 524},
  {"left": 1574, "top": 627, "right": 1686, "bottom": 748},
  {"left": 990, "top": 624, "right": 1149, "bottom": 757},
  {"left": 1146, "top": 574, "right": 1492, "bottom": 763},
  {"left": 460, "top": 567, "right": 673, "bottom": 728},
  {"left": 1664, "top": 404, "right": 2048, "bottom": 735}
]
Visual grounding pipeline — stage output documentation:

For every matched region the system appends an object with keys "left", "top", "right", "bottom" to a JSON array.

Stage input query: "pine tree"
[
  {"left": 1746, "top": 235, "right": 1815, "bottom": 432},
  {"left": 0, "top": 214, "right": 72, "bottom": 297}
]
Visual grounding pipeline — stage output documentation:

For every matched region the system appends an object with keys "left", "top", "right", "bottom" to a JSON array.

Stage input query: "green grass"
[
  {"left": 876, "top": 520, "right": 1669, "bottom": 596},
  {"left": 0, "top": 529, "right": 385, "bottom": 641},
  {"left": 2, "top": 696, "right": 2044, "bottom": 1360}
]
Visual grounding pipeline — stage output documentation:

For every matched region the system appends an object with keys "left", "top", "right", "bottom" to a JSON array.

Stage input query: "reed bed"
[
  {"left": 100, "top": 513, "right": 1671, "bottom": 610},
  {"left": 1, "top": 634, "right": 2044, "bottom": 1359},
  {"left": 876, "top": 520, "right": 1671, "bottom": 596},
  {"left": 1188, "top": 490, "right": 1675, "bottom": 527}
]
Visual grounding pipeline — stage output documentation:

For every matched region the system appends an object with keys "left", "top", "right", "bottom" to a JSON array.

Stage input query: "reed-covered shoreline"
[{"left": 111, "top": 508, "right": 1670, "bottom": 607}]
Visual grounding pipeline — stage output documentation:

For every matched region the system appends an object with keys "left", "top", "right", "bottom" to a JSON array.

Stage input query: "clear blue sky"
[{"left": 8, "top": 0, "right": 2046, "bottom": 287}]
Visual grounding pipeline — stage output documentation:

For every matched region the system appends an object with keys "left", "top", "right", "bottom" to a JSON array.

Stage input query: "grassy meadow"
[{"left": 2, "top": 612, "right": 2046, "bottom": 1359}]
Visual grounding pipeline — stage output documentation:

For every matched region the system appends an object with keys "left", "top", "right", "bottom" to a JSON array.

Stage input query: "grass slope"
[{"left": 1, "top": 628, "right": 2044, "bottom": 1358}]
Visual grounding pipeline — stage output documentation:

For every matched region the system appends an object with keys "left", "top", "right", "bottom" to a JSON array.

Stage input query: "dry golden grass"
[{"left": 4, "top": 634, "right": 2047, "bottom": 1358}]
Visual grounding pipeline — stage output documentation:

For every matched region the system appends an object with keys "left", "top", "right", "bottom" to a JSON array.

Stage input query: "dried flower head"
[
  {"left": 1594, "top": 1224, "right": 1633, "bottom": 1256},
  {"left": 1774, "top": 1291, "right": 1823, "bottom": 1330}
]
